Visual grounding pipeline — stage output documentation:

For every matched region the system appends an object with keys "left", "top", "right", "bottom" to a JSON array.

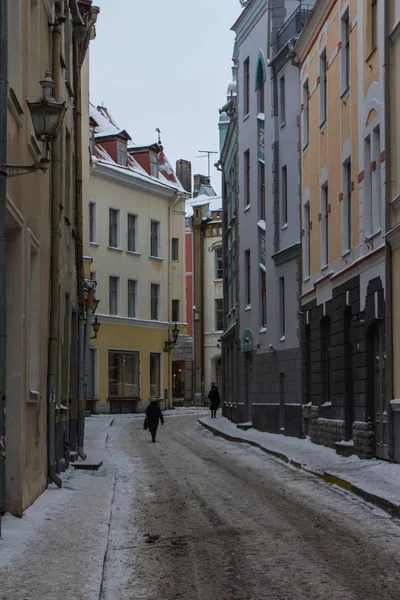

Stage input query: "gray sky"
[{"left": 90, "top": 0, "right": 242, "bottom": 195}]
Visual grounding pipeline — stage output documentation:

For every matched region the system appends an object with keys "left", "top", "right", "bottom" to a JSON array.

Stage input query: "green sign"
[{"left": 242, "top": 328, "right": 254, "bottom": 353}]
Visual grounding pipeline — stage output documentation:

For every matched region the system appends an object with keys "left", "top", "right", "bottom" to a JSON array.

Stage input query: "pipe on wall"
[{"left": 0, "top": 0, "right": 8, "bottom": 512}]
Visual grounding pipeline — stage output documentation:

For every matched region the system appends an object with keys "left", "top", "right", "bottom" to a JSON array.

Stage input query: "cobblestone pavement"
[{"left": 1, "top": 414, "right": 400, "bottom": 599}]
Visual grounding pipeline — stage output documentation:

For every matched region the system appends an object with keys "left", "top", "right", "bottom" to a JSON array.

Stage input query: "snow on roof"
[
  {"left": 185, "top": 194, "right": 222, "bottom": 218},
  {"left": 89, "top": 103, "right": 131, "bottom": 140}
]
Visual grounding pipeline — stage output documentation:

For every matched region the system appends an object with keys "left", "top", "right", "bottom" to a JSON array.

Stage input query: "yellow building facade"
[
  {"left": 84, "top": 106, "right": 188, "bottom": 413},
  {"left": 296, "top": 0, "right": 389, "bottom": 459}
]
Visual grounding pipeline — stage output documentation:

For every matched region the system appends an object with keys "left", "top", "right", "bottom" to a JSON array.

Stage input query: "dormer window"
[
  {"left": 150, "top": 152, "right": 159, "bottom": 178},
  {"left": 117, "top": 140, "right": 127, "bottom": 166}
]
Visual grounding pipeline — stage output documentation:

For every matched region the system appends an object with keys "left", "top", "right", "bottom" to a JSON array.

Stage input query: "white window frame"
[
  {"left": 150, "top": 282, "right": 160, "bottom": 320},
  {"left": 117, "top": 140, "right": 127, "bottom": 166},
  {"left": 302, "top": 79, "right": 310, "bottom": 148},
  {"left": 171, "top": 237, "right": 179, "bottom": 261},
  {"left": 319, "top": 48, "right": 327, "bottom": 125},
  {"left": 215, "top": 298, "right": 224, "bottom": 332},
  {"left": 89, "top": 201, "right": 97, "bottom": 244},
  {"left": 340, "top": 8, "right": 350, "bottom": 95},
  {"left": 150, "top": 219, "right": 161, "bottom": 258},
  {"left": 108, "top": 349, "right": 140, "bottom": 398},
  {"left": 109, "top": 275, "right": 120, "bottom": 316},
  {"left": 127, "top": 279, "right": 138, "bottom": 319},
  {"left": 215, "top": 246, "right": 223, "bottom": 280},
  {"left": 342, "top": 160, "right": 352, "bottom": 253},
  {"left": 127, "top": 213, "right": 138, "bottom": 253},
  {"left": 150, "top": 152, "right": 159, "bottom": 178},
  {"left": 149, "top": 353, "right": 161, "bottom": 398},
  {"left": 108, "top": 207, "right": 121, "bottom": 250}
]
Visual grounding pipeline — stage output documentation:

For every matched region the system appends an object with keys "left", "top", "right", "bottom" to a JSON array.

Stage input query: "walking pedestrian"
[
  {"left": 145, "top": 398, "right": 164, "bottom": 442},
  {"left": 208, "top": 385, "right": 220, "bottom": 418}
]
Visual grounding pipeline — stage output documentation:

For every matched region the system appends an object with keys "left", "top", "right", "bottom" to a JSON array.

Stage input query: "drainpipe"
[
  {"left": 83, "top": 286, "right": 93, "bottom": 420},
  {"left": 47, "top": 20, "right": 63, "bottom": 489},
  {"left": 383, "top": 0, "right": 394, "bottom": 460},
  {"left": 0, "top": 0, "right": 7, "bottom": 512}
]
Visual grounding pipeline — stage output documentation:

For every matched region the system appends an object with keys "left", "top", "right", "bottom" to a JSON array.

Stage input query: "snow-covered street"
[{"left": 1, "top": 412, "right": 400, "bottom": 599}]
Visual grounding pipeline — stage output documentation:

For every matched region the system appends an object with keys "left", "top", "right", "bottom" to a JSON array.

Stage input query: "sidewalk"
[
  {"left": 0, "top": 415, "right": 115, "bottom": 600},
  {"left": 199, "top": 415, "right": 400, "bottom": 517}
]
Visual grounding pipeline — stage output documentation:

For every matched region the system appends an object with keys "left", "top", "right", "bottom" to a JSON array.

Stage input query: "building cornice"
[
  {"left": 97, "top": 314, "right": 189, "bottom": 330},
  {"left": 232, "top": 0, "right": 268, "bottom": 46},
  {"left": 386, "top": 223, "right": 400, "bottom": 250},
  {"left": 92, "top": 162, "right": 182, "bottom": 200},
  {"left": 271, "top": 242, "right": 300, "bottom": 266}
]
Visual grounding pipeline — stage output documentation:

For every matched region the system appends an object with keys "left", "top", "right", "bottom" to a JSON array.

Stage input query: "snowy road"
[
  {"left": 101, "top": 414, "right": 400, "bottom": 600},
  {"left": 1, "top": 413, "right": 400, "bottom": 600}
]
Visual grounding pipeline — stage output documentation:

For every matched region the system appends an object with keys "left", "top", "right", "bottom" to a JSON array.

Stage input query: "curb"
[{"left": 198, "top": 419, "right": 400, "bottom": 519}]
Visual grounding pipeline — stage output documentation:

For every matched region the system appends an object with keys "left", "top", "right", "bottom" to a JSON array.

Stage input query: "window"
[
  {"left": 372, "top": 126, "right": 381, "bottom": 234},
  {"left": 341, "top": 11, "right": 350, "bottom": 91},
  {"left": 280, "top": 76, "right": 286, "bottom": 126},
  {"left": 150, "top": 153, "right": 159, "bottom": 178},
  {"left": 245, "top": 249, "right": 251, "bottom": 306},
  {"left": 244, "top": 57, "right": 250, "bottom": 116},
  {"left": 127, "top": 214, "right": 137, "bottom": 253},
  {"left": 303, "top": 80, "right": 309, "bottom": 147},
  {"left": 261, "top": 269, "right": 266, "bottom": 328},
  {"left": 150, "top": 283, "right": 160, "bottom": 320},
  {"left": 109, "top": 208, "right": 120, "bottom": 248},
  {"left": 108, "top": 350, "right": 139, "bottom": 398},
  {"left": 109, "top": 276, "right": 120, "bottom": 315},
  {"left": 215, "top": 299, "right": 224, "bottom": 331},
  {"left": 319, "top": 50, "right": 327, "bottom": 124},
  {"left": 150, "top": 220, "right": 160, "bottom": 257},
  {"left": 344, "top": 161, "right": 352, "bottom": 252},
  {"left": 244, "top": 150, "right": 250, "bottom": 207},
  {"left": 304, "top": 203, "right": 311, "bottom": 279},
  {"left": 117, "top": 140, "right": 127, "bottom": 166},
  {"left": 279, "top": 277, "right": 285, "bottom": 338},
  {"left": 215, "top": 246, "right": 223, "bottom": 279},
  {"left": 282, "top": 165, "right": 288, "bottom": 226},
  {"left": 172, "top": 238, "right": 179, "bottom": 261},
  {"left": 256, "top": 60, "right": 265, "bottom": 114},
  {"left": 371, "top": 0, "right": 377, "bottom": 50},
  {"left": 149, "top": 353, "right": 161, "bottom": 398},
  {"left": 259, "top": 162, "right": 265, "bottom": 221},
  {"left": 128, "top": 279, "right": 137, "bottom": 318},
  {"left": 89, "top": 201, "right": 96, "bottom": 244},
  {"left": 321, "top": 185, "right": 329, "bottom": 267},
  {"left": 171, "top": 299, "right": 180, "bottom": 322}
]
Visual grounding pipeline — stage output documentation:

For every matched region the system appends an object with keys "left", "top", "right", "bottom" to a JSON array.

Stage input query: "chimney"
[
  {"left": 176, "top": 159, "right": 192, "bottom": 194},
  {"left": 193, "top": 174, "right": 211, "bottom": 198}
]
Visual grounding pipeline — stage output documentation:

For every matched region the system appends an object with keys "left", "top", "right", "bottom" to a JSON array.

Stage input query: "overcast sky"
[{"left": 90, "top": 0, "right": 242, "bottom": 195}]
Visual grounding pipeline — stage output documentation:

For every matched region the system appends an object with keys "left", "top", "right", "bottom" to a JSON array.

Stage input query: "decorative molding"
[
  {"left": 386, "top": 223, "right": 400, "bottom": 250},
  {"left": 390, "top": 20, "right": 400, "bottom": 44}
]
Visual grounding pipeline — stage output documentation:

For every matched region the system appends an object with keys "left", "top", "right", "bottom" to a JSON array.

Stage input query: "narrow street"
[{"left": 101, "top": 414, "right": 400, "bottom": 600}]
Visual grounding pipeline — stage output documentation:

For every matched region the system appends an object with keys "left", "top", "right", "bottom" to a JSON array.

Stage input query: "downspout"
[
  {"left": 167, "top": 192, "right": 182, "bottom": 409},
  {"left": 47, "top": 20, "right": 63, "bottom": 489},
  {"left": 201, "top": 219, "right": 205, "bottom": 403},
  {"left": 84, "top": 286, "right": 93, "bottom": 417},
  {"left": 0, "top": 0, "right": 8, "bottom": 512},
  {"left": 383, "top": 0, "right": 394, "bottom": 460}
]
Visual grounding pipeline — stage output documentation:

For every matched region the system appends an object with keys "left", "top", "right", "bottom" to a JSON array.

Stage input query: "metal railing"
[{"left": 276, "top": 4, "right": 315, "bottom": 52}]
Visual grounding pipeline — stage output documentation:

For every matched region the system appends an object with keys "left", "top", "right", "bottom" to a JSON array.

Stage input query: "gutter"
[{"left": 0, "top": 0, "right": 7, "bottom": 512}]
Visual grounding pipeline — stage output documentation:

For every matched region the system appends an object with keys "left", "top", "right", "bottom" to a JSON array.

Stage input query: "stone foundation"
[{"left": 353, "top": 421, "right": 375, "bottom": 459}]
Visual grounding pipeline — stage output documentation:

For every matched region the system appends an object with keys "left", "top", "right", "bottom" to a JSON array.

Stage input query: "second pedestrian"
[
  {"left": 208, "top": 385, "right": 220, "bottom": 418},
  {"left": 145, "top": 398, "right": 164, "bottom": 442}
]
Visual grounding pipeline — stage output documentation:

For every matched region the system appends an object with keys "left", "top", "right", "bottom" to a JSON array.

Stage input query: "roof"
[
  {"left": 185, "top": 194, "right": 222, "bottom": 218},
  {"left": 89, "top": 103, "right": 132, "bottom": 140}
]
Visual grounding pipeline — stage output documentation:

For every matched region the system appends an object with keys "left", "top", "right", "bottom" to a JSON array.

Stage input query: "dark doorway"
[{"left": 344, "top": 307, "right": 354, "bottom": 440}]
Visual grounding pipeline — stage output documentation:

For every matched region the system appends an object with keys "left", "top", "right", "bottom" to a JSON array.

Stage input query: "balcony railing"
[{"left": 276, "top": 4, "right": 315, "bottom": 53}]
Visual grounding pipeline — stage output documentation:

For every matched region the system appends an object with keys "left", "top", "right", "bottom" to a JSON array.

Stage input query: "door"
[{"left": 374, "top": 322, "right": 388, "bottom": 459}]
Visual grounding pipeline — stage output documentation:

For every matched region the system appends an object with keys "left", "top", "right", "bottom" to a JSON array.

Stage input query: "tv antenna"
[{"left": 196, "top": 150, "right": 218, "bottom": 179}]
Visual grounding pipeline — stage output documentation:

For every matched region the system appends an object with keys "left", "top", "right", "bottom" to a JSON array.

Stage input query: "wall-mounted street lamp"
[
  {"left": 91, "top": 316, "right": 101, "bottom": 340},
  {"left": 163, "top": 322, "right": 180, "bottom": 352},
  {"left": 0, "top": 71, "right": 66, "bottom": 177}
]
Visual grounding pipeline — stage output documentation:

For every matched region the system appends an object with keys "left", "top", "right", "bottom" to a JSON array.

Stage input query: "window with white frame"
[
  {"left": 215, "top": 299, "right": 224, "bottom": 331},
  {"left": 149, "top": 353, "right": 161, "bottom": 397},
  {"left": 304, "top": 202, "right": 311, "bottom": 279},
  {"left": 150, "top": 152, "right": 159, "bottom": 178},
  {"left": 109, "top": 276, "right": 120, "bottom": 315},
  {"left": 321, "top": 184, "right": 329, "bottom": 267},
  {"left": 341, "top": 10, "right": 350, "bottom": 92},
  {"left": 244, "top": 57, "right": 250, "bottom": 116},
  {"left": 303, "top": 79, "right": 309, "bottom": 147},
  {"left": 281, "top": 165, "right": 288, "bottom": 226},
  {"left": 244, "top": 149, "right": 250, "bottom": 207},
  {"left": 371, "top": 0, "right": 378, "bottom": 51},
  {"left": 215, "top": 246, "right": 223, "bottom": 279},
  {"left": 280, "top": 75, "right": 286, "bottom": 126},
  {"left": 89, "top": 201, "right": 96, "bottom": 244},
  {"left": 279, "top": 277, "right": 285, "bottom": 338},
  {"left": 171, "top": 238, "right": 179, "bottom": 261},
  {"left": 319, "top": 49, "right": 327, "bottom": 124},
  {"left": 150, "top": 283, "right": 160, "bottom": 320},
  {"left": 109, "top": 208, "right": 120, "bottom": 249},
  {"left": 117, "top": 140, "right": 127, "bottom": 166},
  {"left": 128, "top": 279, "right": 137, "bottom": 318},
  {"left": 127, "top": 213, "right": 138, "bottom": 253},
  {"left": 108, "top": 350, "right": 139, "bottom": 398},
  {"left": 343, "top": 161, "right": 352, "bottom": 252},
  {"left": 150, "top": 220, "right": 160, "bottom": 257}
]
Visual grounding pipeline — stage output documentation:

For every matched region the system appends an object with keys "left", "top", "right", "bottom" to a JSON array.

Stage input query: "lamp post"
[
  {"left": 164, "top": 322, "right": 180, "bottom": 352},
  {"left": 0, "top": 71, "right": 66, "bottom": 177}
]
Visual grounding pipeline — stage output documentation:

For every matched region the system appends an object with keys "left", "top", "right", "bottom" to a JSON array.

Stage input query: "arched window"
[{"left": 255, "top": 52, "right": 266, "bottom": 114}]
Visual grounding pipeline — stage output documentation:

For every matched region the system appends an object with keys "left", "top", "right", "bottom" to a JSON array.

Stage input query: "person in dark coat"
[
  {"left": 208, "top": 385, "right": 220, "bottom": 418},
  {"left": 145, "top": 399, "right": 164, "bottom": 442}
]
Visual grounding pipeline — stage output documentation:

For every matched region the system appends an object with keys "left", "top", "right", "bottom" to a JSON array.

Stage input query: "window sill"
[
  {"left": 281, "top": 223, "right": 288, "bottom": 231},
  {"left": 28, "top": 389, "right": 41, "bottom": 403},
  {"left": 245, "top": 304, "right": 251, "bottom": 312},
  {"left": 319, "top": 119, "right": 327, "bottom": 131},
  {"left": 281, "top": 122, "right": 286, "bottom": 129},
  {"left": 214, "top": 278, "right": 223, "bottom": 282},
  {"left": 341, "top": 249, "right": 352, "bottom": 259},
  {"left": 127, "top": 250, "right": 141, "bottom": 257},
  {"left": 149, "top": 255, "right": 163, "bottom": 262},
  {"left": 243, "top": 113, "right": 250, "bottom": 122},
  {"left": 279, "top": 335, "right": 286, "bottom": 342},
  {"left": 365, "top": 46, "right": 378, "bottom": 63},
  {"left": 340, "top": 86, "right": 350, "bottom": 101},
  {"left": 244, "top": 204, "right": 251, "bottom": 213},
  {"left": 108, "top": 246, "right": 123, "bottom": 253},
  {"left": 321, "top": 264, "right": 329, "bottom": 273},
  {"left": 257, "top": 112, "right": 265, "bottom": 121},
  {"left": 303, "top": 275, "right": 311, "bottom": 283},
  {"left": 172, "top": 259, "right": 180, "bottom": 263},
  {"left": 302, "top": 143, "right": 309, "bottom": 153},
  {"left": 259, "top": 327, "right": 267, "bottom": 334},
  {"left": 90, "top": 242, "right": 99, "bottom": 247}
]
